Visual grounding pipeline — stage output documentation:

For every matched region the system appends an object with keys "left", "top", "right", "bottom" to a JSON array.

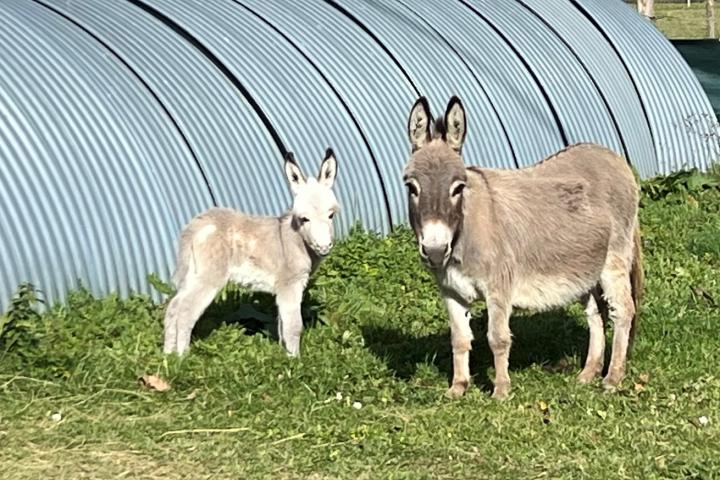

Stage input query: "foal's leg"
[
  {"left": 276, "top": 283, "right": 305, "bottom": 357},
  {"left": 600, "top": 258, "right": 635, "bottom": 390},
  {"left": 170, "top": 278, "right": 225, "bottom": 355},
  {"left": 578, "top": 291, "right": 606, "bottom": 384},
  {"left": 444, "top": 295, "right": 473, "bottom": 399},
  {"left": 487, "top": 299, "right": 513, "bottom": 400}
]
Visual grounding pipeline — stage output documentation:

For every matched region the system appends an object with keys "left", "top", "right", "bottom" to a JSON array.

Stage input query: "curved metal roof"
[
  {"left": 396, "top": 0, "right": 567, "bottom": 167},
  {"left": 516, "top": 0, "right": 657, "bottom": 177},
  {"left": 140, "top": 0, "right": 393, "bottom": 235},
  {"left": 1, "top": 0, "right": 717, "bottom": 311},
  {"left": 465, "top": 0, "right": 625, "bottom": 157},
  {"left": 329, "top": 0, "right": 518, "bottom": 169},
  {"left": 573, "top": 0, "right": 719, "bottom": 174},
  {"left": 0, "top": 0, "right": 212, "bottom": 310},
  {"left": 40, "top": 0, "right": 287, "bottom": 217}
]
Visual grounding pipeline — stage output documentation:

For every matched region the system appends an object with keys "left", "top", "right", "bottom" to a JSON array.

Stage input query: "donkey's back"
[{"left": 469, "top": 143, "right": 639, "bottom": 310}]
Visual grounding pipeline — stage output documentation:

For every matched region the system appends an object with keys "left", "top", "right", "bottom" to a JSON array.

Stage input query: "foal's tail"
[{"left": 628, "top": 225, "right": 644, "bottom": 353}]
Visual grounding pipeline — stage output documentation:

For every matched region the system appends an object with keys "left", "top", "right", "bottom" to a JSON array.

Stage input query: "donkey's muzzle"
[{"left": 421, "top": 244, "right": 450, "bottom": 268}]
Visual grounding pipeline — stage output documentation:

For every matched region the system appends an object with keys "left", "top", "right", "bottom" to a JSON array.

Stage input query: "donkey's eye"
[
  {"left": 405, "top": 182, "right": 419, "bottom": 197},
  {"left": 451, "top": 183, "right": 466, "bottom": 197},
  {"left": 328, "top": 212, "right": 335, "bottom": 220},
  {"left": 300, "top": 216, "right": 310, "bottom": 224}
]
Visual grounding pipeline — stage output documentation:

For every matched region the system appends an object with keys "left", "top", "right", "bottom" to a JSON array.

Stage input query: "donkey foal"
[
  {"left": 163, "top": 150, "right": 339, "bottom": 356},
  {"left": 403, "top": 97, "right": 644, "bottom": 400}
]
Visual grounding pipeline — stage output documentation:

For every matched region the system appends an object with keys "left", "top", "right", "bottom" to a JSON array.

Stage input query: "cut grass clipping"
[{"left": 1, "top": 170, "right": 719, "bottom": 479}]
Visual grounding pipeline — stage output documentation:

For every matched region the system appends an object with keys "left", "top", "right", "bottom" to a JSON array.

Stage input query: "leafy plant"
[{"left": 0, "top": 282, "right": 42, "bottom": 357}]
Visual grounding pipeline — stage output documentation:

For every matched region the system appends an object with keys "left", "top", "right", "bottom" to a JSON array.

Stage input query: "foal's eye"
[
  {"left": 328, "top": 212, "right": 335, "bottom": 220},
  {"left": 405, "top": 182, "right": 419, "bottom": 197},
  {"left": 300, "top": 216, "right": 310, "bottom": 224},
  {"left": 451, "top": 183, "right": 466, "bottom": 197}
]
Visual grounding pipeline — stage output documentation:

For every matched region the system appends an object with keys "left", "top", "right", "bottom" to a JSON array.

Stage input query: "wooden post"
[
  {"left": 637, "top": 0, "right": 655, "bottom": 20},
  {"left": 709, "top": 0, "right": 717, "bottom": 39},
  {"left": 645, "top": 0, "right": 655, "bottom": 19}
]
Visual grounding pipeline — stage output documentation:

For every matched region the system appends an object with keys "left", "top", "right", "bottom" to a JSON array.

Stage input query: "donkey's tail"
[{"left": 628, "top": 225, "right": 644, "bottom": 353}]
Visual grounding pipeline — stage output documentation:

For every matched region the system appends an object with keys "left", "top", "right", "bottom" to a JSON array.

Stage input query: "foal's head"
[
  {"left": 283, "top": 149, "right": 340, "bottom": 257},
  {"left": 403, "top": 97, "right": 468, "bottom": 269}
]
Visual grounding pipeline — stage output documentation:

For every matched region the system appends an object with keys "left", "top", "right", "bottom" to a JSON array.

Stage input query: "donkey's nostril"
[{"left": 420, "top": 245, "right": 429, "bottom": 258}]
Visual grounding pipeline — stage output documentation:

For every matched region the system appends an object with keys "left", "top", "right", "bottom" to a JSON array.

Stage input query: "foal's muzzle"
[{"left": 420, "top": 243, "right": 451, "bottom": 268}]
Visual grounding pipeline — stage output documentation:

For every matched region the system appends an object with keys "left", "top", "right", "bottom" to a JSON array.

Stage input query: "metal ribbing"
[
  {"left": 0, "top": 0, "right": 212, "bottom": 311},
  {"left": 232, "top": 0, "right": 417, "bottom": 230},
  {"left": 139, "top": 0, "right": 392, "bottom": 235},
  {"left": 515, "top": 0, "right": 657, "bottom": 177},
  {"left": 397, "top": 0, "right": 566, "bottom": 167},
  {"left": 464, "top": 1, "right": 625, "bottom": 158},
  {"left": 40, "top": 0, "right": 286, "bottom": 218},
  {"left": 574, "top": 0, "right": 719, "bottom": 174},
  {"left": 329, "top": 0, "right": 518, "bottom": 170}
]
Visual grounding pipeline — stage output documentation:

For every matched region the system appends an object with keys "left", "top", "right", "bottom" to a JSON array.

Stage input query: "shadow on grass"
[
  {"left": 191, "top": 289, "right": 323, "bottom": 342},
  {"left": 362, "top": 310, "right": 591, "bottom": 392}
]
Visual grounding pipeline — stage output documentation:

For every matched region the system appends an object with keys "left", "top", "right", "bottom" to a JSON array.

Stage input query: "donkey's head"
[
  {"left": 403, "top": 96, "right": 468, "bottom": 269},
  {"left": 284, "top": 149, "right": 340, "bottom": 257}
]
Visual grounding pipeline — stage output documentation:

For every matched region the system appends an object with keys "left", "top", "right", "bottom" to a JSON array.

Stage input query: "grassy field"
[
  {"left": 655, "top": 2, "right": 719, "bottom": 39},
  {"left": 2, "top": 170, "right": 720, "bottom": 479}
]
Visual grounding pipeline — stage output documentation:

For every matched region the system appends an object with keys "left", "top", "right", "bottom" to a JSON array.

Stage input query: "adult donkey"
[
  {"left": 163, "top": 149, "right": 339, "bottom": 357},
  {"left": 403, "top": 97, "right": 643, "bottom": 400}
]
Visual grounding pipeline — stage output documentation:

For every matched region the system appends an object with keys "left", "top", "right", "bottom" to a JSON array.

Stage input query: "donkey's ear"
[
  {"left": 408, "top": 97, "right": 432, "bottom": 152},
  {"left": 284, "top": 152, "right": 306, "bottom": 194},
  {"left": 443, "top": 96, "right": 467, "bottom": 153},
  {"left": 317, "top": 148, "right": 337, "bottom": 188}
]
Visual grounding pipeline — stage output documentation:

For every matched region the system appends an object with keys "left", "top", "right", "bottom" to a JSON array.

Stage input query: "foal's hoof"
[
  {"left": 491, "top": 383, "right": 511, "bottom": 401},
  {"left": 445, "top": 382, "right": 468, "bottom": 399},
  {"left": 602, "top": 372, "right": 624, "bottom": 392},
  {"left": 577, "top": 368, "right": 600, "bottom": 385}
]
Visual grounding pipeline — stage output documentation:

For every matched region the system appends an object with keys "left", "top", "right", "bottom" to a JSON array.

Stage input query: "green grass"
[
  {"left": 2, "top": 174, "right": 720, "bottom": 479},
  {"left": 655, "top": 3, "right": 719, "bottom": 39}
]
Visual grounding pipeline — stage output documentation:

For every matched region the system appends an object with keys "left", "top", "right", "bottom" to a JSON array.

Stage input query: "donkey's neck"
[
  {"left": 452, "top": 169, "right": 502, "bottom": 275},
  {"left": 277, "top": 214, "right": 322, "bottom": 272}
]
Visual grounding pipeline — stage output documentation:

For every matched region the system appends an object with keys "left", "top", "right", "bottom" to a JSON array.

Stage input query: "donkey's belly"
[{"left": 511, "top": 274, "right": 594, "bottom": 311}]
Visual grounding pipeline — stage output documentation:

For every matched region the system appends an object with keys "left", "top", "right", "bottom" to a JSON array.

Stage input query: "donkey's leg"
[
  {"left": 487, "top": 299, "right": 513, "bottom": 400},
  {"left": 444, "top": 295, "right": 473, "bottom": 399},
  {"left": 276, "top": 283, "right": 304, "bottom": 357},
  {"left": 173, "top": 279, "right": 225, "bottom": 355},
  {"left": 163, "top": 292, "right": 182, "bottom": 354},
  {"left": 600, "top": 258, "right": 635, "bottom": 390},
  {"left": 578, "top": 290, "right": 605, "bottom": 384}
]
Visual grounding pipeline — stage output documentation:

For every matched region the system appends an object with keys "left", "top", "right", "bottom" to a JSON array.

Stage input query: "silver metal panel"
[
  {"left": 41, "top": 0, "right": 288, "bottom": 218},
  {"left": 141, "top": 0, "right": 393, "bottom": 235},
  {"left": 0, "top": 0, "right": 212, "bottom": 311},
  {"left": 331, "top": 0, "right": 518, "bottom": 170},
  {"left": 516, "top": 0, "right": 657, "bottom": 177},
  {"left": 575, "top": 0, "right": 720, "bottom": 174},
  {"left": 397, "top": 0, "right": 567, "bottom": 167},
  {"left": 466, "top": 0, "right": 625, "bottom": 162},
  {"left": 233, "top": 0, "right": 417, "bottom": 230}
]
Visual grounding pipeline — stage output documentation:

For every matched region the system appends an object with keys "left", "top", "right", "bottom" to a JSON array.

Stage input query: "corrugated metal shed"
[
  {"left": 397, "top": 0, "right": 568, "bottom": 167},
  {"left": 0, "top": 0, "right": 212, "bottom": 310},
  {"left": 1, "top": 0, "right": 717, "bottom": 311},
  {"left": 39, "top": 0, "right": 288, "bottom": 217},
  {"left": 573, "top": 0, "right": 719, "bottom": 173},
  {"left": 516, "top": 0, "right": 657, "bottom": 177}
]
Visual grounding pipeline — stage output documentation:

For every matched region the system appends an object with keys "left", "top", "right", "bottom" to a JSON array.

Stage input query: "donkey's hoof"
[
  {"left": 491, "top": 383, "right": 511, "bottom": 401},
  {"left": 445, "top": 382, "right": 468, "bottom": 399}
]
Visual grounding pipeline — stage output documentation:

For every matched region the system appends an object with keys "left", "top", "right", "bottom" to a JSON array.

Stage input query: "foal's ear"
[
  {"left": 443, "top": 96, "right": 467, "bottom": 153},
  {"left": 317, "top": 148, "right": 338, "bottom": 188},
  {"left": 407, "top": 97, "right": 432, "bottom": 152},
  {"left": 284, "top": 152, "right": 306, "bottom": 194}
]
